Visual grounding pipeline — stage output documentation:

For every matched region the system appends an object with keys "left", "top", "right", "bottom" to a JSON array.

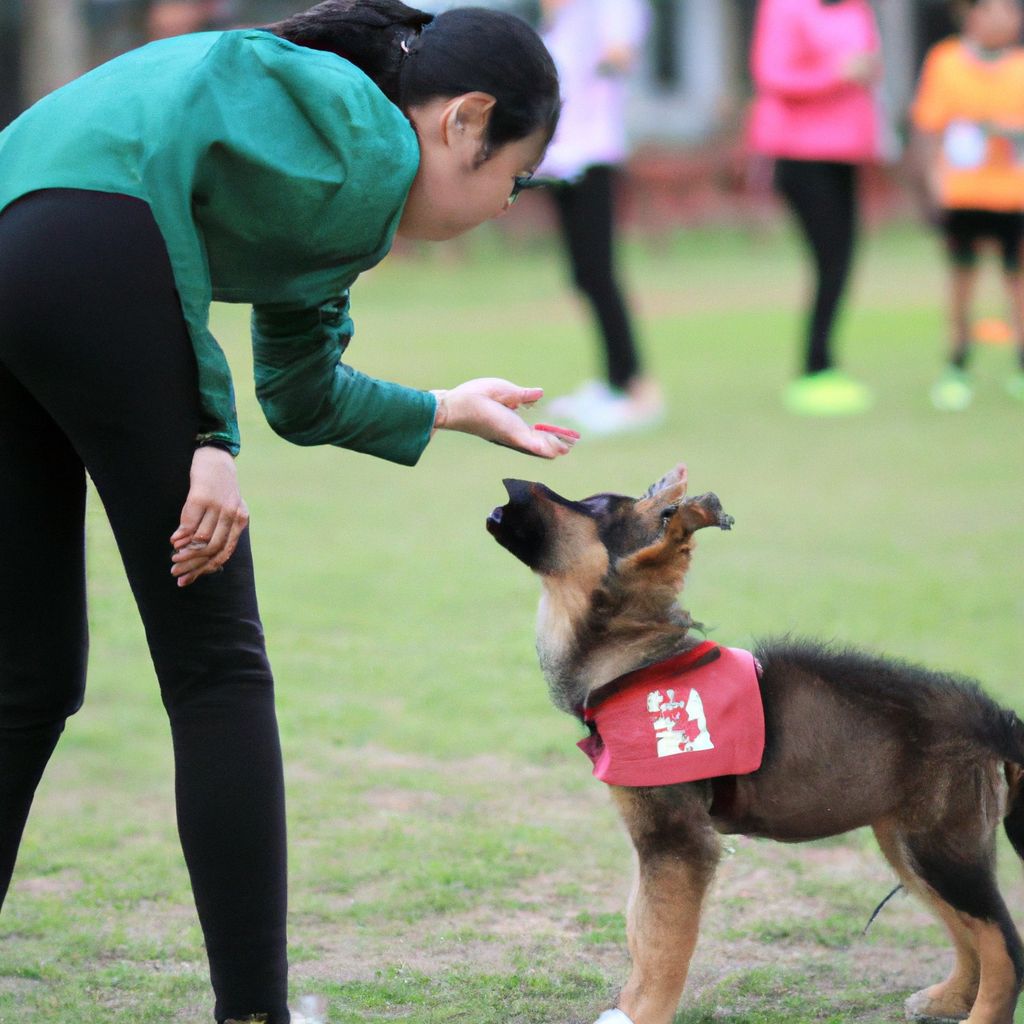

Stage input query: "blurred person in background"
[
  {"left": 749, "top": 0, "right": 882, "bottom": 417},
  {"left": 911, "top": 0, "right": 1024, "bottom": 411},
  {"left": 538, "top": 0, "right": 665, "bottom": 436},
  {"left": 147, "top": 0, "right": 237, "bottom": 38}
]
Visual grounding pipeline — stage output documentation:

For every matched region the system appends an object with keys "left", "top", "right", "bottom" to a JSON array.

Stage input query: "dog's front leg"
[
  {"left": 608, "top": 790, "right": 720, "bottom": 1024},
  {"left": 616, "top": 846, "right": 718, "bottom": 1024}
]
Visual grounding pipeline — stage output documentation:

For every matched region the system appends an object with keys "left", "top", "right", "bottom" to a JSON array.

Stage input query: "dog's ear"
[
  {"left": 619, "top": 492, "right": 733, "bottom": 578},
  {"left": 636, "top": 463, "right": 688, "bottom": 520},
  {"left": 641, "top": 462, "right": 688, "bottom": 502}
]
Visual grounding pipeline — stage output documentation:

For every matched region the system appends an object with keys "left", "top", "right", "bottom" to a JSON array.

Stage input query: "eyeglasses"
[{"left": 508, "top": 174, "right": 562, "bottom": 205}]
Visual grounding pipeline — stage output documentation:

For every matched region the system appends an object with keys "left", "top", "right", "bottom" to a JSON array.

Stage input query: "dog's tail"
[{"left": 994, "top": 709, "right": 1024, "bottom": 863}]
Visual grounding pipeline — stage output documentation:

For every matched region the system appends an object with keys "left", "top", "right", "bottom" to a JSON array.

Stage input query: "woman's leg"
[
  {"left": 552, "top": 165, "right": 642, "bottom": 391},
  {"left": 0, "top": 190, "right": 288, "bottom": 1023},
  {"left": 0, "top": 362, "right": 88, "bottom": 905},
  {"left": 548, "top": 167, "right": 662, "bottom": 433},
  {"left": 775, "top": 159, "right": 858, "bottom": 376}
]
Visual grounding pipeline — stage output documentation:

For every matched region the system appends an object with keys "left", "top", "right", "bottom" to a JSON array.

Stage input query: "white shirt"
[{"left": 538, "top": 0, "right": 649, "bottom": 180}]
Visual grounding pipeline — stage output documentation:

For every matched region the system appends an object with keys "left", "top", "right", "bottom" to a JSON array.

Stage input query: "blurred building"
[
  {"left": 1, "top": 1, "right": 962, "bottom": 135},
  {"left": 0, "top": 1, "right": 22, "bottom": 129}
]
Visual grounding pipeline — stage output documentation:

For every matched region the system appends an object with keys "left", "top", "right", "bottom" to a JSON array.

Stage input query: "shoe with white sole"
[
  {"left": 545, "top": 380, "right": 616, "bottom": 422},
  {"left": 547, "top": 379, "right": 665, "bottom": 437},
  {"left": 290, "top": 995, "right": 328, "bottom": 1023},
  {"left": 594, "top": 1010, "right": 635, "bottom": 1024}
]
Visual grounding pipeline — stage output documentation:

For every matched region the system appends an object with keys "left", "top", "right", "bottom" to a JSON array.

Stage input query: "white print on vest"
[{"left": 647, "top": 688, "right": 715, "bottom": 757}]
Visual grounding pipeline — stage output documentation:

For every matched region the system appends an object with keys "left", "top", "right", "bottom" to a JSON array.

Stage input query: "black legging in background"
[
  {"left": 774, "top": 158, "right": 858, "bottom": 377},
  {"left": 0, "top": 190, "right": 289, "bottom": 1024},
  {"left": 551, "top": 164, "right": 641, "bottom": 390}
]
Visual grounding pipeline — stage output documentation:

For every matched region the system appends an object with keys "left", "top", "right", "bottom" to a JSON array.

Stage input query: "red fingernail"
[{"left": 535, "top": 423, "right": 581, "bottom": 440}]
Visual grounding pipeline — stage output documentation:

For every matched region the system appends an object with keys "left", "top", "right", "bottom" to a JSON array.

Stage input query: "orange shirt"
[{"left": 912, "top": 37, "right": 1024, "bottom": 211}]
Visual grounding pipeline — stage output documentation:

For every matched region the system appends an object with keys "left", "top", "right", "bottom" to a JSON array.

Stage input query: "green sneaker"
[
  {"left": 1006, "top": 370, "right": 1024, "bottom": 402},
  {"left": 930, "top": 367, "right": 973, "bottom": 411},
  {"left": 783, "top": 370, "right": 873, "bottom": 416}
]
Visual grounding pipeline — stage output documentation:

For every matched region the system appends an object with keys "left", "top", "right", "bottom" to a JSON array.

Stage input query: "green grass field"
[{"left": 1, "top": 219, "right": 1023, "bottom": 1023}]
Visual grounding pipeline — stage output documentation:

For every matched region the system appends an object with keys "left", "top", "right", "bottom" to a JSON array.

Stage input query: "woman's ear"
[{"left": 442, "top": 92, "right": 497, "bottom": 150}]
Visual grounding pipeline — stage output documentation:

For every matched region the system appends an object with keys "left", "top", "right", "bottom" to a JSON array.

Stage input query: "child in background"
[{"left": 912, "top": 0, "right": 1024, "bottom": 410}]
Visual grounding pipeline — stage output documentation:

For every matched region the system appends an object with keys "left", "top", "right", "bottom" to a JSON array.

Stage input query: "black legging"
[
  {"left": 0, "top": 190, "right": 289, "bottom": 1024},
  {"left": 551, "top": 164, "right": 641, "bottom": 391},
  {"left": 774, "top": 158, "right": 858, "bottom": 376}
]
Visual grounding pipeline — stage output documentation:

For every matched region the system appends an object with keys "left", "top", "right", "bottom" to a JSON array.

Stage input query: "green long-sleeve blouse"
[{"left": 0, "top": 29, "right": 436, "bottom": 464}]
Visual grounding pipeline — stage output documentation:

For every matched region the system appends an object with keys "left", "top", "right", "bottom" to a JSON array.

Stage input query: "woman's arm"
[
  {"left": 595, "top": 0, "right": 649, "bottom": 75},
  {"left": 252, "top": 297, "right": 574, "bottom": 463},
  {"left": 432, "top": 380, "right": 575, "bottom": 458},
  {"left": 252, "top": 296, "right": 437, "bottom": 466},
  {"left": 170, "top": 445, "right": 249, "bottom": 588}
]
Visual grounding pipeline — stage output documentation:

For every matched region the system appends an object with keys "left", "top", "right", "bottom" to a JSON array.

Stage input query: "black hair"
[{"left": 265, "top": 0, "right": 560, "bottom": 156}]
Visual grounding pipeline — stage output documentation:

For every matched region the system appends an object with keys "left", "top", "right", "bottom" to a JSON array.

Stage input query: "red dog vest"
[{"left": 577, "top": 641, "right": 765, "bottom": 787}]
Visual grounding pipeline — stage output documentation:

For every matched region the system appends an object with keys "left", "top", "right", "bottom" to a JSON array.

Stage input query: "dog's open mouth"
[
  {"left": 486, "top": 480, "right": 533, "bottom": 544},
  {"left": 486, "top": 481, "right": 547, "bottom": 567}
]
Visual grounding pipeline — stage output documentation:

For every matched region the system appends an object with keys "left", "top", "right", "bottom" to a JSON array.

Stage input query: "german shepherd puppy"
[{"left": 486, "top": 465, "right": 1024, "bottom": 1024}]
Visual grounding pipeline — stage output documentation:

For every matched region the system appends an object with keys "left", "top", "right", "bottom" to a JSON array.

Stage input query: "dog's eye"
[{"left": 660, "top": 505, "right": 678, "bottom": 522}]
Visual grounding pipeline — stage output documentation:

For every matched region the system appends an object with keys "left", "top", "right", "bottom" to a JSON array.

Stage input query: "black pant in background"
[
  {"left": 0, "top": 190, "right": 289, "bottom": 1024},
  {"left": 551, "top": 164, "right": 641, "bottom": 390},
  {"left": 774, "top": 158, "right": 859, "bottom": 376}
]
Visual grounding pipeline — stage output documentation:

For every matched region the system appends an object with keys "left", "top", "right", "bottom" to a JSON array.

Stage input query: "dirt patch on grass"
[{"left": 288, "top": 745, "right": 1024, "bottom": 1020}]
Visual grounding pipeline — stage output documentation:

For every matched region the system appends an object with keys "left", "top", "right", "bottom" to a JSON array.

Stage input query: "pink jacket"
[{"left": 748, "top": 0, "right": 881, "bottom": 163}]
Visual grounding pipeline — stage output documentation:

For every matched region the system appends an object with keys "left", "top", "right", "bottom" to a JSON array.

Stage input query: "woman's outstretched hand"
[
  {"left": 170, "top": 446, "right": 250, "bottom": 588},
  {"left": 431, "top": 379, "right": 578, "bottom": 458}
]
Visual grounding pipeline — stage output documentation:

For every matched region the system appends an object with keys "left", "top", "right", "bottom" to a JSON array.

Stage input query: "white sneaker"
[
  {"left": 594, "top": 1010, "right": 636, "bottom": 1024},
  {"left": 290, "top": 994, "right": 327, "bottom": 1023},
  {"left": 576, "top": 393, "right": 665, "bottom": 435},
  {"left": 546, "top": 379, "right": 665, "bottom": 437},
  {"left": 545, "top": 380, "right": 616, "bottom": 421}
]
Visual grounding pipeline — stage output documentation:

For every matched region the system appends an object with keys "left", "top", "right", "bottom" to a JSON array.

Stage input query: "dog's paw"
[{"left": 905, "top": 986, "right": 972, "bottom": 1023}]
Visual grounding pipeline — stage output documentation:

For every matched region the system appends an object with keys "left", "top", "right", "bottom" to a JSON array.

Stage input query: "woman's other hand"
[
  {"left": 431, "top": 379, "right": 577, "bottom": 458},
  {"left": 170, "top": 446, "right": 250, "bottom": 587}
]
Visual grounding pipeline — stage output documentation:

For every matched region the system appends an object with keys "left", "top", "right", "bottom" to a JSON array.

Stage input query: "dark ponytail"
[{"left": 265, "top": 0, "right": 560, "bottom": 154}]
